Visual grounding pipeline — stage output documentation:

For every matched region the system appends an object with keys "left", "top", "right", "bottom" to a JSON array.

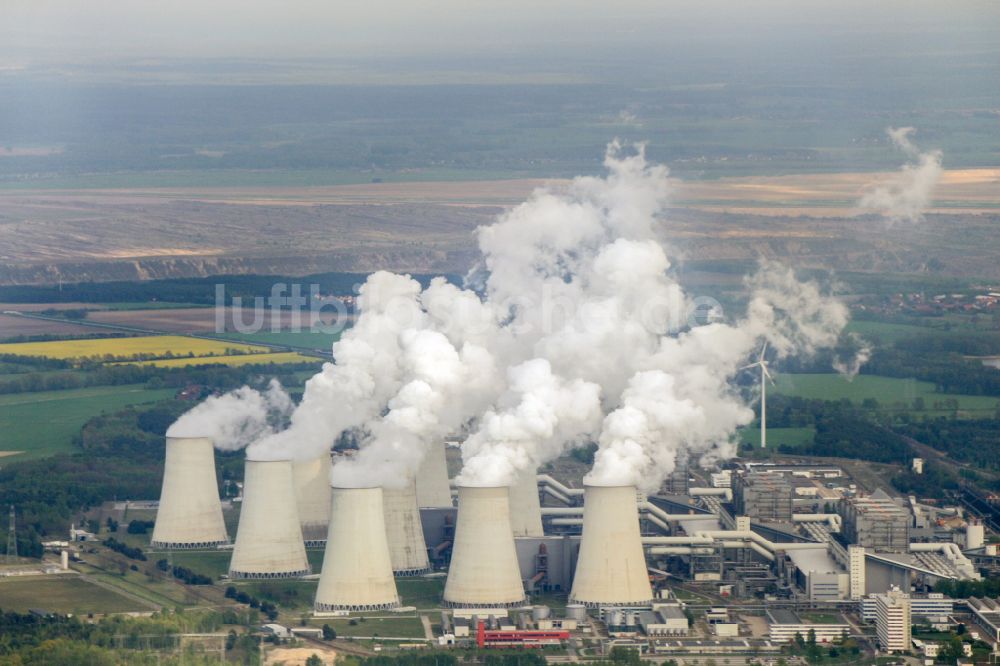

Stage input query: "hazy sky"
[{"left": 4, "top": 0, "right": 998, "bottom": 66}]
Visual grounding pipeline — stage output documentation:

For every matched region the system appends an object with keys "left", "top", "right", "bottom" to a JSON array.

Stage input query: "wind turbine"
[{"left": 741, "top": 342, "right": 774, "bottom": 449}]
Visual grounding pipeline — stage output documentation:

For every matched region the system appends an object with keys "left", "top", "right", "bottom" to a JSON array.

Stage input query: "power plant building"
[
  {"left": 874, "top": 587, "right": 911, "bottom": 653},
  {"left": 733, "top": 472, "right": 792, "bottom": 523},
  {"left": 315, "top": 487, "right": 400, "bottom": 612},
  {"left": 229, "top": 459, "right": 310, "bottom": 579},
  {"left": 841, "top": 491, "right": 910, "bottom": 553},
  {"left": 151, "top": 437, "right": 229, "bottom": 549}
]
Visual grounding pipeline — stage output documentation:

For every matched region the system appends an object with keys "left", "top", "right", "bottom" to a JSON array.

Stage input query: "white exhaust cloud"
[
  {"left": 859, "top": 126, "right": 943, "bottom": 223},
  {"left": 174, "top": 141, "right": 852, "bottom": 493},
  {"left": 166, "top": 379, "right": 292, "bottom": 451}
]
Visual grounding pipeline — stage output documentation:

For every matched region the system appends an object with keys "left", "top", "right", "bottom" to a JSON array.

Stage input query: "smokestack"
[
  {"left": 151, "top": 437, "right": 228, "bottom": 549},
  {"left": 314, "top": 487, "right": 400, "bottom": 612},
  {"left": 443, "top": 485, "right": 526, "bottom": 608},
  {"left": 293, "top": 453, "right": 332, "bottom": 542},
  {"left": 569, "top": 484, "right": 652, "bottom": 607},
  {"left": 383, "top": 480, "right": 431, "bottom": 575},
  {"left": 229, "top": 459, "right": 310, "bottom": 579},
  {"left": 509, "top": 469, "right": 544, "bottom": 537},
  {"left": 415, "top": 440, "right": 453, "bottom": 507}
]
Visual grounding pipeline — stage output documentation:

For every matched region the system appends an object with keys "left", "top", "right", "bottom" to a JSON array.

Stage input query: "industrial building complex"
[{"left": 139, "top": 435, "right": 1000, "bottom": 658}]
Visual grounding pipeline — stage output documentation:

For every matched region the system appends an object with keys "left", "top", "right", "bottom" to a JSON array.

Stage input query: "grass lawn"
[
  {"left": 396, "top": 576, "right": 446, "bottom": 609},
  {"left": 844, "top": 320, "right": 936, "bottom": 343},
  {"left": 0, "top": 575, "right": 148, "bottom": 614},
  {"left": 799, "top": 612, "right": 846, "bottom": 624},
  {"left": 318, "top": 616, "right": 427, "bottom": 639},
  {"left": 0, "top": 385, "right": 176, "bottom": 459},
  {"left": 773, "top": 373, "right": 1000, "bottom": 416}
]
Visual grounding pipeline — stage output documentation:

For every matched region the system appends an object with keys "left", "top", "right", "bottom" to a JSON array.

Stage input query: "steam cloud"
[
  {"left": 171, "top": 141, "right": 852, "bottom": 493},
  {"left": 859, "top": 126, "right": 943, "bottom": 223},
  {"left": 166, "top": 379, "right": 291, "bottom": 452}
]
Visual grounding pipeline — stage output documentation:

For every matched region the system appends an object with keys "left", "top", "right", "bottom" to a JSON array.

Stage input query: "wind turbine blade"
[
  {"left": 759, "top": 340, "right": 768, "bottom": 361},
  {"left": 738, "top": 362, "right": 760, "bottom": 371}
]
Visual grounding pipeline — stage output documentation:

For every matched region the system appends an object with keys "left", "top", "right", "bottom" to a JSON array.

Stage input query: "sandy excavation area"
[{"left": 264, "top": 645, "right": 336, "bottom": 666}]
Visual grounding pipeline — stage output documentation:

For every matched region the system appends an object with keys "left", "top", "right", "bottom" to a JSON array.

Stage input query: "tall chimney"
[
  {"left": 443, "top": 485, "right": 526, "bottom": 608},
  {"left": 314, "top": 487, "right": 400, "bottom": 612},
  {"left": 415, "top": 440, "right": 453, "bottom": 508},
  {"left": 293, "top": 453, "right": 332, "bottom": 542},
  {"left": 151, "top": 437, "right": 228, "bottom": 549},
  {"left": 229, "top": 459, "right": 310, "bottom": 579},
  {"left": 569, "top": 484, "right": 652, "bottom": 607},
  {"left": 383, "top": 479, "right": 431, "bottom": 575},
  {"left": 509, "top": 469, "right": 544, "bottom": 537}
]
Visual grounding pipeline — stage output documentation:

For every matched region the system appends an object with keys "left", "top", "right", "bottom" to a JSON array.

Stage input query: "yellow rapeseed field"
[
  {"left": 120, "top": 352, "right": 317, "bottom": 368},
  {"left": 0, "top": 335, "right": 268, "bottom": 362}
]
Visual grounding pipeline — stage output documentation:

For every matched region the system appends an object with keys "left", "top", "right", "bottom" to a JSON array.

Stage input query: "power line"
[{"left": 7, "top": 505, "right": 17, "bottom": 563}]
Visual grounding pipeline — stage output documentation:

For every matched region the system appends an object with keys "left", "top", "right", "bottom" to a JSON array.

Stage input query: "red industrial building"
[{"left": 476, "top": 621, "right": 569, "bottom": 648}]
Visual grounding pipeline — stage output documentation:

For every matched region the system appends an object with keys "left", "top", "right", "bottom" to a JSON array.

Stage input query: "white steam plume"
[
  {"left": 245, "top": 271, "right": 425, "bottom": 462},
  {"left": 190, "top": 141, "right": 853, "bottom": 494},
  {"left": 166, "top": 379, "right": 292, "bottom": 451},
  {"left": 587, "top": 262, "right": 849, "bottom": 492},
  {"left": 859, "top": 126, "right": 942, "bottom": 223}
]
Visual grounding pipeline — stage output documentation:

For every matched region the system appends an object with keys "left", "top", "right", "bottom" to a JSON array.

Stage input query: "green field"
[
  {"left": 396, "top": 577, "right": 446, "bottom": 609},
  {"left": 209, "top": 330, "right": 342, "bottom": 353},
  {"left": 319, "top": 615, "right": 427, "bottom": 639},
  {"left": 739, "top": 426, "right": 816, "bottom": 448},
  {"left": 773, "top": 373, "right": 1000, "bottom": 416},
  {"left": 0, "top": 385, "right": 176, "bottom": 459},
  {"left": 0, "top": 575, "right": 148, "bottom": 614}
]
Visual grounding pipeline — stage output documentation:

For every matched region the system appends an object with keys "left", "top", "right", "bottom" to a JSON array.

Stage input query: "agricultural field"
[
  {"left": 0, "top": 313, "right": 101, "bottom": 340},
  {"left": 209, "top": 330, "right": 343, "bottom": 353},
  {"left": 0, "top": 384, "right": 176, "bottom": 458},
  {"left": 0, "top": 335, "right": 267, "bottom": 362},
  {"left": 773, "top": 373, "right": 1000, "bottom": 417},
  {"left": 119, "top": 351, "right": 318, "bottom": 368},
  {"left": 0, "top": 575, "right": 149, "bottom": 614}
]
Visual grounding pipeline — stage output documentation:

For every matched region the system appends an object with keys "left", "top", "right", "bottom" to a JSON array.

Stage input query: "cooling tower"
[
  {"left": 383, "top": 480, "right": 431, "bottom": 575},
  {"left": 229, "top": 459, "right": 310, "bottom": 579},
  {"left": 443, "top": 485, "right": 527, "bottom": 608},
  {"left": 314, "top": 487, "right": 400, "bottom": 612},
  {"left": 415, "top": 440, "right": 453, "bottom": 507},
  {"left": 293, "top": 453, "right": 332, "bottom": 542},
  {"left": 151, "top": 436, "right": 228, "bottom": 549},
  {"left": 569, "top": 484, "right": 653, "bottom": 608},
  {"left": 509, "top": 469, "right": 544, "bottom": 537}
]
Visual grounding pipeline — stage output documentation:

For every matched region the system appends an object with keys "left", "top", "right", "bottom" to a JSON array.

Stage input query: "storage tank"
[
  {"left": 967, "top": 520, "right": 985, "bottom": 550},
  {"left": 569, "top": 484, "right": 653, "bottom": 607},
  {"left": 415, "top": 440, "right": 453, "bottom": 508},
  {"left": 151, "top": 436, "right": 228, "bottom": 549},
  {"left": 383, "top": 479, "right": 431, "bottom": 575},
  {"left": 443, "top": 485, "right": 527, "bottom": 608},
  {"left": 293, "top": 453, "right": 332, "bottom": 542},
  {"left": 509, "top": 469, "right": 544, "bottom": 537},
  {"left": 314, "top": 487, "right": 400, "bottom": 612},
  {"left": 229, "top": 459, "right": 310, "bottom": 579}
]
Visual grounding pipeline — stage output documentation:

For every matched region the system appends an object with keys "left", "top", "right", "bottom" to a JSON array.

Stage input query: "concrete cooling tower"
[
  {"left": 443, "top": 485, "right": 527, "bottom": 608},
  {"left": 229, "top": 459, "right": 310, "bottom": 579},
  {"left": 314, "top": 487, "right": 400, "bottom": 613},
  {"left": 151, "top": 436, "right": 228, "bottom": 549},
  {"left": 293, "top": 454, "right": 332, "bottom": 542},
  {"left": 569, "top": 484, "right": 653, "bottom": 608},
  {"left": 415, "top": 440, "right": 453, "bottom": 508},
  {"left": 383, "top": 480, "right": 431, "bottom": 575},
  {"left": 509, "top": 470, "right": 544, "bottom": 537}
]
